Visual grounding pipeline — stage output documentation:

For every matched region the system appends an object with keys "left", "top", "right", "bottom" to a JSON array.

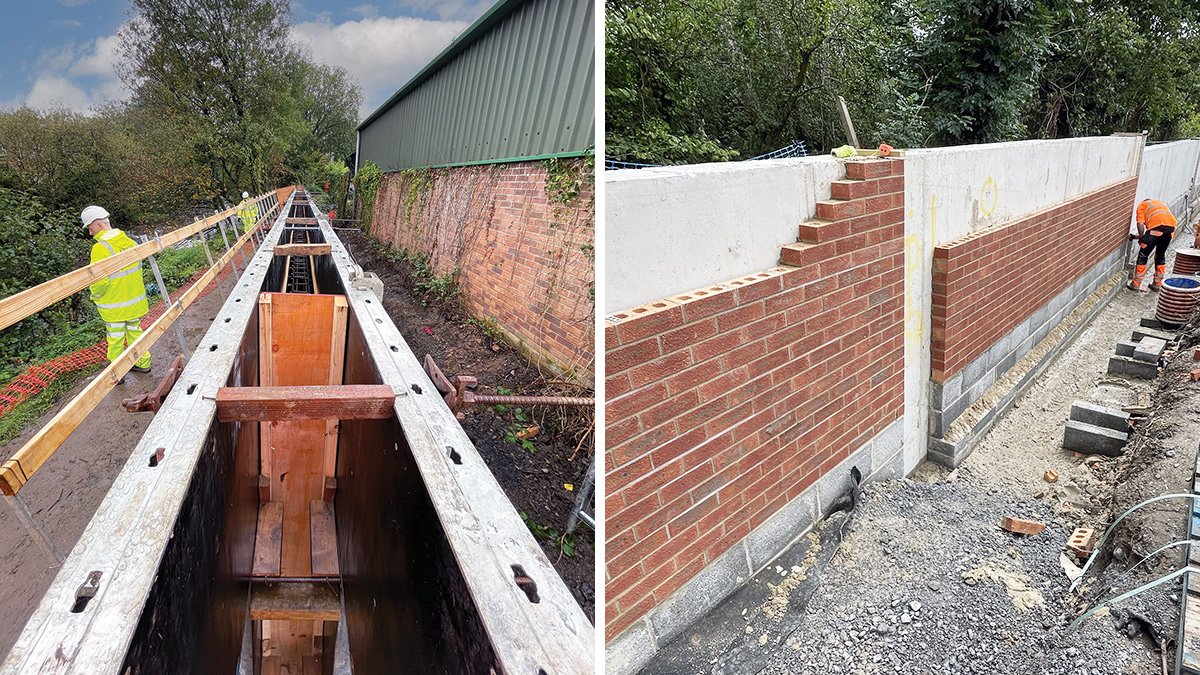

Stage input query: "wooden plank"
[
  {"left": 309, "top": 500, "right": 339, "bottom": 575},
  {"left": 253, "top": 501, "right": 284, "bottom": 576},
  {"left": 324, "top": 297, "right": 348, "bottom": 478},
  {"left": 0, "top": 194, "right": 275, "bottom": 332},
  {"left": 215, "top": 385, "right": 395, "bottom": 421},
  {"left": 0, "top": 200, "right": 270, "bottom": 495},
  {"left": 259, "top": 293, "right": 275, "bottom": 501},
  {"left": 250, "top": 584, "right": 341, "bottom": 621},
  {"left": 285, "top": 218, "right": 317, "bottom": 225},
  {"left": 274, "top": 244, "right": 331, "bottom": 257}
]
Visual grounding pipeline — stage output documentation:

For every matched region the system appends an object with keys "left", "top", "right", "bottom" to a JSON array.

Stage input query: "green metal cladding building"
[{"left": 355, "top": 0, "right": 595, "bottom": 172}]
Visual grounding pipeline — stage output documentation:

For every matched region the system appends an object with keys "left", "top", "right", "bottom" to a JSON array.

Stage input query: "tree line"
[
  {"left": 606, "top": 0, "right": 1200, "bottom": 165},
  {"left": 0, "top": 0, "right": 361, "bottom": 228}
]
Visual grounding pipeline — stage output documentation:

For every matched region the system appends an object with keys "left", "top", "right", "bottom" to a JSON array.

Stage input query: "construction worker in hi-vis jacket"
[
  {"left": 81, "top": 206, "right": 151, "bottom": 377},
  {"left": 238, "top": 191, "right": 259, "bottom": 233},
  {"left": 1128, "top": 199, "right": 1178, "bottom": 292}
]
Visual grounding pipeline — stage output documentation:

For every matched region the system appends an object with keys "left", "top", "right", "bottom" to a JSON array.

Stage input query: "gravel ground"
[{"left": 644, "top": 238, "right": 1200, "bottom": 675}]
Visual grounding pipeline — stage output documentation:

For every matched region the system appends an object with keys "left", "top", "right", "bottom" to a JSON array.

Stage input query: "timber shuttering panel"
[{"left": 356, "top": 0, "right": 595, "bottom": 171}]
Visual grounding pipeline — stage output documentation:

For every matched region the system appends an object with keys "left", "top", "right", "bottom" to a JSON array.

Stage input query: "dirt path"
[
  {"left": 643, "top": 244, "right": 1197, "bottom": 674},
  {"left": 339, "top": 230, "right": 596, "bottom": 623},
  {"left": 0, "top": 286, "right": 226, "bottom": 658}
]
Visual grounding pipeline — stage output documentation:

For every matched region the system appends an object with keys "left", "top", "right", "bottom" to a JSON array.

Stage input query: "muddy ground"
[
  {"left": 339, "top": 230, "right": 596, "bottom": 622},
  {"left": 644, "top": 243, "right": 1198, "bottom": 674},
  {"left": 0, "top": 285, "right": 226, "bottom": 658}
]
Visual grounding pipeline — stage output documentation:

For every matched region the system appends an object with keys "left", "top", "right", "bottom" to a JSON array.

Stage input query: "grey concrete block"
[
  {"left": 1108, "top": 355, "right": 1159, "bottom": 379},
  {"left": 871, "top": 419, "right": 904, "bottom": 474},
  {"left": 927, "top": 436, "right": 965, "bottom": 468},
  {"left": 1063, "top": 420, "right": 1128, "bottom": 457},
  {"left": 931, "top": 391, "right": 970, "bottom": 439},
  {"left": 604, "top": 619, "right": 657, "bottom": 675},
  {"left": 649, "top": 543, "right": 751, "bottom": 645},
  {"left": 967, "top": 368, "right": 996, "bottom": 402},
  {"left": 1033, "top": 323, "right": 1052, "bottom": 345},
  {"left": 932, "top": 373, "right": 962, "bottom": 409},
  {"left": 1115, "top": 341, "right": 1138, "bottom": 357},
  {"left": 871, "top": 448, "right": 905, "bottom": 481},
  {"left": 997, "top": 350, "right": 1020, "bottom": 379},
  {"left": 745, "top": 491, "right": 817, "bottom": 572},
  {"left": 1141, "top": 315, "right": 1169, "bottom": 329},
  {"left": 961, "top": 354, "right": 989, "bottom": 392},
  {"left": 1069, "top": 400, "right": 1130, "bottom": 433},
  {"left": 1133, "top": 337, "right": 1167, "bottom": 362},
  {"left": 1132, "top": 327, "right": 1175, "bottom": 343}
]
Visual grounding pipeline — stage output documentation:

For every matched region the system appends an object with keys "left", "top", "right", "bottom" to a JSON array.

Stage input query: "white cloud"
[
  {"left": 52, "top": 19, "right": 84, "bottom": 27},
  {"left": 54, "top": 0, "right": 94, "bottom": 6},
  {"left": 394, "top": 0, "right": 494, "bottom": 22},
  {"left": 69, "top": 34, "right": 122, "bottom": 78},
  {"left": 291, "top": 15, "right": 468, "bottom": 119},
  {"left": 12, "top": 29, "right": 128, "bottom": 113},
  {"left": 353, "top": 4, "right": 380, "bottom": 18},
  {"left": 24, "top": 76, "right": 90, "bottom": 110}
]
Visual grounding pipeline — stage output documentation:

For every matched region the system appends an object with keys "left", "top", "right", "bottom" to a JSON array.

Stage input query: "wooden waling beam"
[
  {"left": 0, "top": 214, "right": 271, "bottom": 496},
  {"left": 274, "top": 243, "right": 330, "bottom": 257},
  {"left": 0, "top": 191, "right": 278, "bottom": 332},
  {"left": 214, "top": 385, "right": 395, "bottom": 422}
]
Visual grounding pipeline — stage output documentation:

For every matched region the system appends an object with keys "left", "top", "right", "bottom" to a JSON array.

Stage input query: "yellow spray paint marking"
[
  {"left": 904, "top": 196, "right": 937, "bottom": 342},
  {"left": 980, "top": 177, "right": 998, "bottom": 216}
]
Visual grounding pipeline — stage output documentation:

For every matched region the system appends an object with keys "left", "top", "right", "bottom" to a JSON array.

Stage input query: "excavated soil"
[{"left": 340, "top": 230, "right": 596, "bottom": 622}]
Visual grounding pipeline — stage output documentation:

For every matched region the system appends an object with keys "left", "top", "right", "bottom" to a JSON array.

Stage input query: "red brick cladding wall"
[
  {"left": 370, "top": 160, "right": 595, "bottom": 384},
  {"left": 603, "top": 158, "right": 906, "bottom": 642},
  {"left": 930, "top": 177, "right": 1138, "bottom": 381}
]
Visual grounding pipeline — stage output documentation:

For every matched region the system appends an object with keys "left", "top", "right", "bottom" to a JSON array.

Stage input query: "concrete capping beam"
[{"left": 603, "top": 419, "right": 905, "bottom": 675}]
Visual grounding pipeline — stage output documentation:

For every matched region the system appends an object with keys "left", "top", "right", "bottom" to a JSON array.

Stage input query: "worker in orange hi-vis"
[{"left": 1127, "top": 198, "right": 1178, "bottom": 292}]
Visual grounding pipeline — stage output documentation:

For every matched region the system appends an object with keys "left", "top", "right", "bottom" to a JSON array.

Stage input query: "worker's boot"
[
  {"left": 1151, "top": 264, "right": 1167, "bottom": 290},
  {"left": 1127, "top": 264, "right": 1147, "bottom": 291}
]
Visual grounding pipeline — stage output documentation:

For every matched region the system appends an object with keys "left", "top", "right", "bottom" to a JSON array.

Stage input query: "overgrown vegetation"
[
  {"left": 353, "top": 161, "right": 383, "bottom": 232},
  {"left": 520, "top": 510, "right": 577, "bottom": 557},
  {"left": 399, "top": 167, "right": 434, "bottom": 227},
  {"left": 607, "top": 0, "right": 1200, "bottom": 163}
]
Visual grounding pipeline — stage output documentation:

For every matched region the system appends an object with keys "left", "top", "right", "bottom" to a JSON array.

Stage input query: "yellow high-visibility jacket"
[
  {"left": 89, "top": 229, "right": 148, "bottom": 322},
  {"left": 238, "top": 201, "right": 259, "bottom": 232}
]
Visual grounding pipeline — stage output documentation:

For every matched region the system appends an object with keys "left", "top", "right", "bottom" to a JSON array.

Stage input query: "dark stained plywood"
[
  {"left": 336, "top": 311, "right": 501, "bottom": 673},
  {"left": 119, "top": 309, "right": 261, "bottom": 675}
]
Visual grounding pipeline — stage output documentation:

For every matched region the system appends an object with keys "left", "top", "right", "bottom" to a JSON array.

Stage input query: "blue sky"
[{"left": 0, "top": 0, "right": 490, "bottom": 120}]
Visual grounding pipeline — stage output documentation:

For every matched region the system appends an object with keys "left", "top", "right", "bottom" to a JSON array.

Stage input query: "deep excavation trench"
[{"left": 642, "top": 240, "right": 1199, "bottom": 675}]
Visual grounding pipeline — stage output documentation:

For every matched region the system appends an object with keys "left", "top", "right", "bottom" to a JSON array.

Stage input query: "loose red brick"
[{"left": 1001, "top": 516, "right": 1046, "bottom": 536}]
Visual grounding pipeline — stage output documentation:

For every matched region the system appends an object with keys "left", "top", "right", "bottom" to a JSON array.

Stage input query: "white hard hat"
[
  {"left": 242, "top": 191, "right": 249, "bottom": 199},
  {"left": 80, "top": 205, "right": 109, "bottom": 227}
]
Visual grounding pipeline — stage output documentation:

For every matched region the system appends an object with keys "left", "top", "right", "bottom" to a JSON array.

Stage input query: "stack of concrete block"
[
  {"left": 1108, "top": 327, "right": 1172, "bottom": 379},
  {"left": 1063, "top": 401, "right": 1130, "bottom": 456}
]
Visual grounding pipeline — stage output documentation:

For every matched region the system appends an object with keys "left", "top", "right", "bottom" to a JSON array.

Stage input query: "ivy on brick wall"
[
  {"left": 398, "top": 166, "right": 434, "bottom": 228},
  {"left": 353, "top": 160, "right": 382, "bottom": 232}
]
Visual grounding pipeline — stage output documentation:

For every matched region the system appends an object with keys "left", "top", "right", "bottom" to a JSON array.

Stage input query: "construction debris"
[
  {"left": 1066, "top": 527, "right": 1096, "bottom": 558},
  {"left": 1001, "top": 517, "right": 1046, "bottom": 535},
  {"left": 1044, "top": 469, "right": 1058, "bottom": 483}
]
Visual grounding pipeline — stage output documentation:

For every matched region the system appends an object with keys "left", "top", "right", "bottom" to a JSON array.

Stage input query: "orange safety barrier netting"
[{"left": 0, "top": 256, "right": 243, "bottom": 418}]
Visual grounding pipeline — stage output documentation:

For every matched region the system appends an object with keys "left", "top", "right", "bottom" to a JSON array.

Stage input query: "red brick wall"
[
  {"left": 603, "top": 158, "right": 906, "bottom": 642},
  {"left": 369, "top": 159, "right": 595, "bottom": 384},
  {"left": 930, "top": 178, "right": 1138, "bottom": 381}
]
